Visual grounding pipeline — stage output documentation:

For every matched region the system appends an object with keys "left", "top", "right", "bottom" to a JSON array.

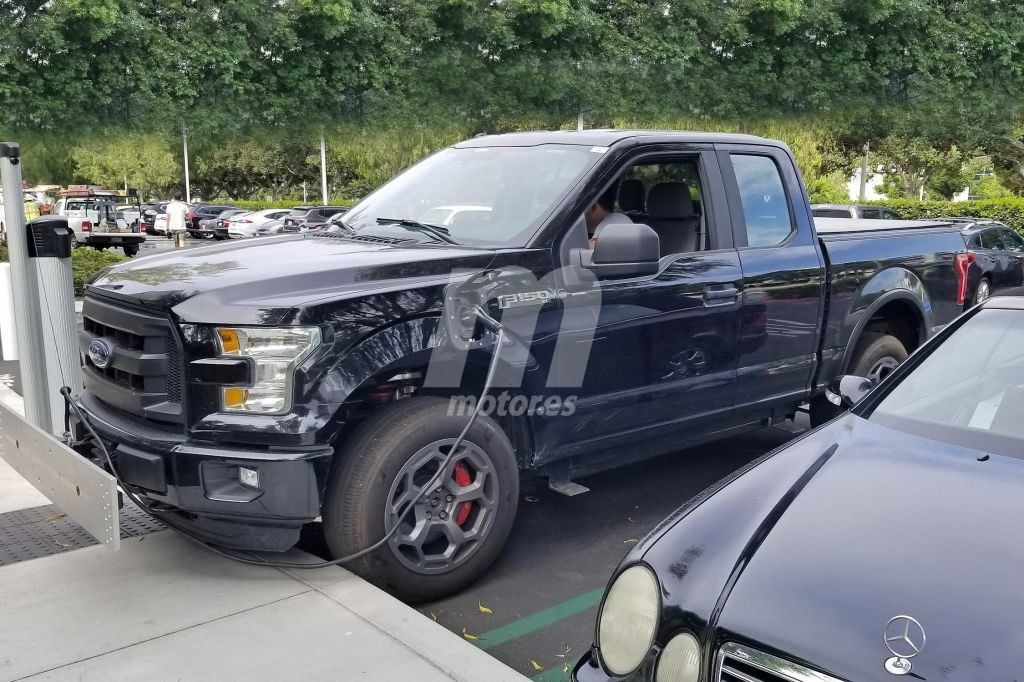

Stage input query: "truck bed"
[{"left": 814, "top": 217, "right": 956, "bottom": 234}]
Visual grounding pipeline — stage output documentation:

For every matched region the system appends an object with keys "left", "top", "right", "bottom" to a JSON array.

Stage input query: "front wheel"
[
  {"left": 322, "top": 396, "right": 519, "bottom": 603},
  {"left": 123, "top": 244, "right": 139, "bottom": 257},
  {"left": 809, "top": 332, "right": 908, "bottom": 427}
]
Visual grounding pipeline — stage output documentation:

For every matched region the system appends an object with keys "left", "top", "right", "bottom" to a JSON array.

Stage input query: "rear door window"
[
  {"left": 1001, "top": 229, "right": 1024, "bottom": 252},
  {"left": 859, "top": 208, "right": 882, "bottom": 219},
  {"left": 979, "top": 229, "right": 1004, "bottom": 250},
  {"left": 730, "top": 154, "right": 794, "bottom": 247}
]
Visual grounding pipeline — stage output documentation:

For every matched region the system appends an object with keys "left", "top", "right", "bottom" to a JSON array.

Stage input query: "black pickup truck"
[{"left": 73, "top": 130, "right": 969, "bottom": 601}]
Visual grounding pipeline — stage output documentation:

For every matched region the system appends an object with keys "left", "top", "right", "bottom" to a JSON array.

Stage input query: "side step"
[{"left": 548, "top": 478, "right": 590, "bottom": 497}]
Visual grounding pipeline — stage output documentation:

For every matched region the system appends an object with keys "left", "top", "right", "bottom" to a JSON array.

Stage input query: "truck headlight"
[
  {"left": 597, "top": 564, "right": 660, "bottom": 676},
  {"left": 216, "top": 326, "right": 321, "bottom": 414}
]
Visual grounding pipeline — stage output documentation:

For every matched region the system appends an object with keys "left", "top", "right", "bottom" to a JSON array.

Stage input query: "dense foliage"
[
  {"left": 0, "top": 243, "right": 124, "bottom": 294},
  {"left": 70, "top": 248, "right": 125, "bottom": 294},
  {"left": 4, "top": 1, "right": 1024, "bottom": 201},
  {"left": 870, "top": 198, "right": 1024, "bottom": 234}
]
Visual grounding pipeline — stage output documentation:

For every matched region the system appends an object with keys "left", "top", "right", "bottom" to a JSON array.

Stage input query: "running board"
[{"left": 548, "top": 478, "right": 590, "bottom": 496}]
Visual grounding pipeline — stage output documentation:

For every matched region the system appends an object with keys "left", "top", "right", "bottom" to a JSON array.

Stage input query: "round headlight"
[
  {"left": 656, "top": 632, "right": 701, "bottom": 682},
  {"left": 598, "top": 564, "right": 660, "bottom": 675}
]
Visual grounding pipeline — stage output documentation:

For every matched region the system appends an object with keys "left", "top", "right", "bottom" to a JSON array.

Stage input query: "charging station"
[{"left": 0, "top": 142, "right": 119, "bottom": 549}]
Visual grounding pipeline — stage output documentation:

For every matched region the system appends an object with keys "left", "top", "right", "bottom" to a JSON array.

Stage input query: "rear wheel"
[
  {"left": 809, "top": 332, "right": 908, "bottom": 427},
  {"left": 974, "top": 277, "right": 992, "bottom": 305},
  {"left": 322, "top": 396, "right": 519, "bottom": 603}
]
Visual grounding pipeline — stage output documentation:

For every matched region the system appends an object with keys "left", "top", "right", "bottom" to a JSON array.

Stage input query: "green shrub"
[
  {"left": 1, "top": 242, "right": 122, "bottom": 294},
  {"left": 224, "top": 198, "right": 359, "bottom": 211},
  {"left": 72, "top": 247, "right": 126, "bottom": 295},
  {"left": 868, "top": 197, "right": 1024, "bottom": 234}
]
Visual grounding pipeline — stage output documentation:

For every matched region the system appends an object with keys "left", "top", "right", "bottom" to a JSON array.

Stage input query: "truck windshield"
[
  {"left": 868, "top": 309, "right": 1024, "bottom": 459},
  {"left": 342, "top": 144, "right": 600, "bottom": 247}
]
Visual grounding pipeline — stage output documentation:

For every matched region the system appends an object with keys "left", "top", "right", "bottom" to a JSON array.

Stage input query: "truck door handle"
[{"left": 704, "top": 285, "right": 738, "bottom": 304}]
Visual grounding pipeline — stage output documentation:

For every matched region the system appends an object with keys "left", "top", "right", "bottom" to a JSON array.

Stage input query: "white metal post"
[
  {"left": 0, "top": 143, "right": 50, "bottom": 432},
  {"left": 183, "top": 125, "right": 191, "bottom": 204},
  {"left": 858, "top": 142, "right": 870, "bottom": 202},
  {"left": 320, "top": 131, "right": 328, "bottom": 205}
]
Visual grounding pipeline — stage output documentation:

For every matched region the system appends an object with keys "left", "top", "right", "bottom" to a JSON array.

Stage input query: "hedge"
[
  {"left": 0, "top": 243, "right": 123, "bottom": 295},
  {"left": 868, "top": 198, "right": 1024, "bottom": 234},
  {"left": 223, "top": 198, "right": 359, "bottom": 211}
]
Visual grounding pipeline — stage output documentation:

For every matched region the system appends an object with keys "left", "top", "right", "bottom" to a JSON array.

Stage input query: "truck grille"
[
  {"left": 717, "top": 643, "right": 842, "bottom": 682},
  {"left": 79, "top": 295, "right": 185, "bottom": 425}
]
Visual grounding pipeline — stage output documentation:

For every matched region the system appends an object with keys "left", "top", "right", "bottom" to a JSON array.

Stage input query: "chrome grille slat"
[{"left": 717, "top": 643, "right": 845, "bottom": 682}]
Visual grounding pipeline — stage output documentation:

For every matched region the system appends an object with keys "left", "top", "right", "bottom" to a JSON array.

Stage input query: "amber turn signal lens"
[
  {"left": 218, "top": 328, "right": 240, "bottom": 354},
  {"left": 223, "top": 387, "right": 249, "bottom": 408}
]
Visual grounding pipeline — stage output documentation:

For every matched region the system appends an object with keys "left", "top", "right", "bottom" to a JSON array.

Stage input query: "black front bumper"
[{"left": 73, "top": 391, "right": 332, "bottom": 551}]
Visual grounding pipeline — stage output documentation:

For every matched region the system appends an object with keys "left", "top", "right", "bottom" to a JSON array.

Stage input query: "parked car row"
[{"left": 141, "top": 202, "right": 352, "bottom": 240}]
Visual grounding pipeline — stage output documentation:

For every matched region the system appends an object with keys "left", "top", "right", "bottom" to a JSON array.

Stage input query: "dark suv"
[
  {"left": 281, "top": 206, "right": 350, "bottom": 233},
  {"left": 947, "top": 218, "right": 1024, "bottom": 304}
]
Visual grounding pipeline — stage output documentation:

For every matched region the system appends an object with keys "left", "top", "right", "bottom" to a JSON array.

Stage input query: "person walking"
[{"left": 165, "top": 193, "right": 188, "bottom": 240}]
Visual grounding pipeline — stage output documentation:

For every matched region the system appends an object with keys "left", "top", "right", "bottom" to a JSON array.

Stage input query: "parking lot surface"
[{"left": 300, "top": 420, "right": 805, "bottom": 679}]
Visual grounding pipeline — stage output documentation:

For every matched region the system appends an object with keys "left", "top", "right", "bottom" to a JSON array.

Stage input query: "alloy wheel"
[{"left": 384, "top": 438, "right": 499, "bottom": 575}]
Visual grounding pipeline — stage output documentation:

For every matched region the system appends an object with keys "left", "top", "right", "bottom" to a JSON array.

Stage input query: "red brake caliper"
[{"left": 452, "top": 461, "right": 473, "bottom": 526}]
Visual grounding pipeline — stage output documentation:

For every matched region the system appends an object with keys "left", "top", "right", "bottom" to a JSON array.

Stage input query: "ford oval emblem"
[{"left": 88, "top": 339, "right": 113, "bottom": 369}]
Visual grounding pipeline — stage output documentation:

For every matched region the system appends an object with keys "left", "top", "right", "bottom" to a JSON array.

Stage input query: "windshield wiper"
[{"left": 375, "top": 217, "right": 459, "bottom": 245}]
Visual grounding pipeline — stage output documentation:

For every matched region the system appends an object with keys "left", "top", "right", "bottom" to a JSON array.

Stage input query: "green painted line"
[{"left": 474, "top": 587, "right": 604, "bottom": 652}]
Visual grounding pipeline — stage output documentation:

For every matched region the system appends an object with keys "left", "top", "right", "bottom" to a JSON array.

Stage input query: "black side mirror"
[
  {"left": 578, "top": 222, "right": 660, "bottom": 279},
  {"left": 825, "top": 375, "right": 873, "bottom": 409}
]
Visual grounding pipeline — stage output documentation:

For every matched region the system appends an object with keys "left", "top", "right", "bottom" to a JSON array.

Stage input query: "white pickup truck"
[{"left": 54, "top": 186, "right": 145, "bottom": 256}]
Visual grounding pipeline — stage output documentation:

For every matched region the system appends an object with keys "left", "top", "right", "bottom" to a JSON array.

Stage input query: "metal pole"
[
  {"left": 0, "top": 143, "right": 50, "bottom": 432},
  {"left": 302, "top": 181, "right": 307, "bottom": 203},
  {"left": 182, "top": 125, "right": 191, "bottom": 204},
  {"left": 320, "top": 132, "right": 328, "bottom": 205},
  {"left": 577, "top": 112, "right": 584, "bottom": 131},
  {"left": 858, "top": 142, "right": 870, "bottom": 202}
]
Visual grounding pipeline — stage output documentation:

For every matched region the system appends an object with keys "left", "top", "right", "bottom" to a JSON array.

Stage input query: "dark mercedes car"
[{"left": 575, "top": 295, "right": 1024, "bottom": 681}]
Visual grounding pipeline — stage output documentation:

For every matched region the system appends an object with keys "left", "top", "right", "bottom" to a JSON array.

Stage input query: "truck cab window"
[
  {"left": 610, "top": 159, "right": 706, "bottom": 257},
  {"left": 730, "top": 154, "right": 794, "bottom": 247}
]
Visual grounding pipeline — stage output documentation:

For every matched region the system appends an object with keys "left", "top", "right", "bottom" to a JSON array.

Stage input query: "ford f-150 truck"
[{"left": 72, "top": 131, "right": 969, "bottom": 601}]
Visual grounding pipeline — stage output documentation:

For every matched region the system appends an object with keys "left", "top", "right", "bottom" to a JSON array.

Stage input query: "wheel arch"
[
  {"left": 320, "top": 316, "right": 537, "bottom": 468},
  {"left": 841, "top": 285, "right": 928, "bottom": 374}
]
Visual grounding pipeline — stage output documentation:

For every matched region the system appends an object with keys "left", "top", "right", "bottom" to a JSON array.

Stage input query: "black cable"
[{"left": 61, "top": 325, "right": 509, "bottom": 569}]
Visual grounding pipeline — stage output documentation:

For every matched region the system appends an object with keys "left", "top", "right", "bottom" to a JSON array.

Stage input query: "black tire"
[
  {"left": 123, "top": 244, "right": 139, "bottom": 257},
  {"left": 848, "top": 332, "right": 908, "bottom": 383},
  {"left": 322, "top": 396, "right": 519, "bottom": 603},
  {"left": 809, "top": 332, "right": 908, "bottom": 427}
]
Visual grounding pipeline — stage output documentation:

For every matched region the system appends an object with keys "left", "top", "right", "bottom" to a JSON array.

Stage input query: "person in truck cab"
[{"left": 585, "top": 184, "right": 633, "bottom": 243}]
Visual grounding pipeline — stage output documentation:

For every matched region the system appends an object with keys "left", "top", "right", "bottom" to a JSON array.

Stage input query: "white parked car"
[
  {"left": 418, "top": 205, "right": 492, "bottom": 227},
  {"left": 227, "top": 209, "right": 290, "bottom": 238}
]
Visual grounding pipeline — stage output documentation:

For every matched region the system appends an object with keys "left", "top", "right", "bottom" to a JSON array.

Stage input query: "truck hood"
[
  {"left": 716, "top": 415, "right": 1024, "bottom": 680},
  {"left": 86, "top": 234, "right": 497, "bottom": 325}
]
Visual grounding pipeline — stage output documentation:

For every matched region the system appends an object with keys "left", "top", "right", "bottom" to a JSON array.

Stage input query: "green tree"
[{"left": 70, "top": 133, "right": 180, "bottom": 198}]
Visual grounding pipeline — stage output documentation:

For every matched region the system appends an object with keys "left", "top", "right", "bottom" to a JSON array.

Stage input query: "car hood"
[
  {"left": 715, "top": 415, "right": 1024, "bottom": 680},
  {"left": 86, "top": 234, "right": 496, "bottom": 325}
]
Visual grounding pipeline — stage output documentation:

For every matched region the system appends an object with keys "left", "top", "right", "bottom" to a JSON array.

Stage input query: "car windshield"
[
  {"left": 341, "top": 144, "right": 600, "bottom": 247},
  {"left": 868, "top": 309, "right": 1024, "bottom": 458}
]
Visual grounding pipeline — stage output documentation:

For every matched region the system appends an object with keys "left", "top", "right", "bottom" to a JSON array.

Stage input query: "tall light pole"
[
  {"left": 182, "top": 125, "right": 192, "bottom": 203},
  {"left": 858, "top": 142, "right": 870, "bottom": 202},
  {"left": 320, "top": 131, "right": 328, "bottom": 205}
]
